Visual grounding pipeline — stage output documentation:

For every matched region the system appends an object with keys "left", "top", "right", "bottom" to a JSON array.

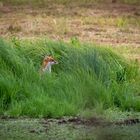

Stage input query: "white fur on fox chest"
[{"left": 42, "top": 61, "right": 55, "bottom": 73}]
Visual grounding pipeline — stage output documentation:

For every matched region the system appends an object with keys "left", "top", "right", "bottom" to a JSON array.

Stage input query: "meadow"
[
  {"left": 0, "top": 38, "right": 140, "bottom": 119},
  {"left": 1, "top": 0, "right": 140, "bottom": 48}
]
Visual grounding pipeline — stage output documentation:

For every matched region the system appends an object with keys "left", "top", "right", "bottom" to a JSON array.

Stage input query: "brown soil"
[
  {"left": 41, "top": 116, "right": 140, "bottom": 127},
  {"left": 0, "top": 3, "right": 140, "bottom": 48},
  {"left": 1, "top": 116, "right": 139, "bottom": 126}
]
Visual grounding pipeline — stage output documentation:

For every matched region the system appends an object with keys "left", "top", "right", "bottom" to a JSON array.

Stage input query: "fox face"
[
  {"left": 42, "top": 56, "right": 58, "bottom": 73},
  {"left": 44, "top": 56, "right": 58, "bottom": 65}
]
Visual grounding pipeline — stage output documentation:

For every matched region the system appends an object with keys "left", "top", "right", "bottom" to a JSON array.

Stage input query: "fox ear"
[
  {"left": 43, "top": 55, "right": 49, "bottom": 60},
  {"left": 44, "top": 55, "right": 48, "bottom": 60}
]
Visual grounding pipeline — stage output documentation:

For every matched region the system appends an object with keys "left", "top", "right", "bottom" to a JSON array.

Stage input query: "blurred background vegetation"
[{"left": 1, "top": 0, "right": 140, "bottom": 6}]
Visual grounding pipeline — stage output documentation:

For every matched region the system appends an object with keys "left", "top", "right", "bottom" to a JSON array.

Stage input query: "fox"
[{"left": 40, "top": 55, "right": 58, "bottom": 73}]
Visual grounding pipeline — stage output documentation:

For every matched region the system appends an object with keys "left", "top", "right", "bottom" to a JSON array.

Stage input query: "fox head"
[
  {"left": 43, "top": 56, "right": 58, "bottom": 65},
  {"left": 42, "top": 55, "right": 58, "bottom": 73}
]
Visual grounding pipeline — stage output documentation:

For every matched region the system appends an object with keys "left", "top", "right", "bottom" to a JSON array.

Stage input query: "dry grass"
[{"left": 0, "top": 1, "right": 140, "bottom": 51}]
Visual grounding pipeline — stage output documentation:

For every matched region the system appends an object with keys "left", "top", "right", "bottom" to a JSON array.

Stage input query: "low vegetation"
[{"left": 0, "top": 38, "right": 140, "bottom": 118}]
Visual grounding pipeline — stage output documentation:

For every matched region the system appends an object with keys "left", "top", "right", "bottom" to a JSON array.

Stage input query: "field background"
[
  {"left": 0, "top": 0, "right": 140, "bottom": 47},
  {"left": 0, "top": 1, "right": 140, "bottom": 140}
]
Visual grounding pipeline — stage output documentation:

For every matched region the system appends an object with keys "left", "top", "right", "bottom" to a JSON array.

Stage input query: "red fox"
[{"left": 41, "top": 55, "right": 58, "bottom": 73}]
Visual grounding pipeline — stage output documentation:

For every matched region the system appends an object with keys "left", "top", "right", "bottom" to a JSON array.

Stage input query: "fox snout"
[
  {"left": 49, "top": 59, "right": 58, "bottom": 65},
  {"left": 54, "top": 60, "right": 58, "bottom": 64}
]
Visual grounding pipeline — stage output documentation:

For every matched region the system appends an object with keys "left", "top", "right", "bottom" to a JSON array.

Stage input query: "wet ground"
[{"left": 0, "top": 117, "right": 140, "bottom": 140}]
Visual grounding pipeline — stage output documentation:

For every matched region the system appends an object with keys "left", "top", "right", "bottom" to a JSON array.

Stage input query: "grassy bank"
[{"left": 0, "top": 38, "right": 140, "bottom": 118}]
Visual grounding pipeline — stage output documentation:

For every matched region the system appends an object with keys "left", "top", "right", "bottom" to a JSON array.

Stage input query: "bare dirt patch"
[{"left": 41, "top": 117, "right": 140, "bottom": 126}]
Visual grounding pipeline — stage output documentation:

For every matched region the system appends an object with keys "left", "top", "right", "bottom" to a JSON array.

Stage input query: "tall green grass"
[{"left": 0, "top": 38, "right": 140, "bottom": 118}]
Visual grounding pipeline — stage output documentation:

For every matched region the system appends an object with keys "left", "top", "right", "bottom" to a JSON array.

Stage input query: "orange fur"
[{"left": 40, "top": 56, "right": 58, "bottom": 73}]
